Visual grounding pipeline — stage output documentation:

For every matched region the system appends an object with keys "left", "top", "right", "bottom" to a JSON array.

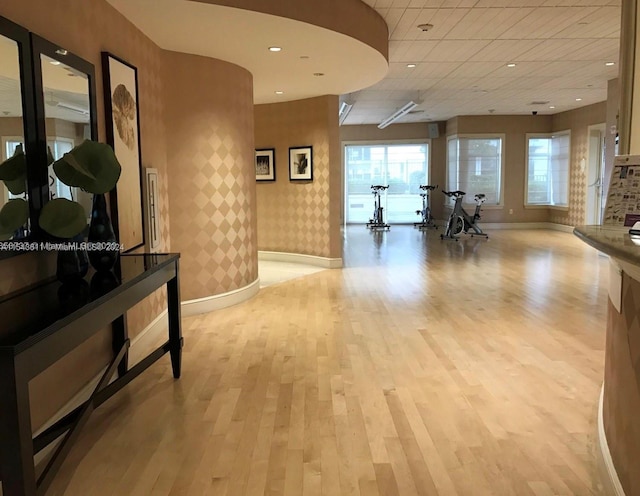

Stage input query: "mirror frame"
[
  {"left": 30, "top": 34, "right": 98, "bottom": 239},
  {"left": 0, "top": 15, "right": 38, "bottom": 258}
]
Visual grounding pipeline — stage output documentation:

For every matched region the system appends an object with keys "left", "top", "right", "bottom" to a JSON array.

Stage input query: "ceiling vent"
[{"left": 528, "top": 101, "right": 550, "bottom": 106}]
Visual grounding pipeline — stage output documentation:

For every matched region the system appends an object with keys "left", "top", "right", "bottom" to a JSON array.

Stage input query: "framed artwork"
[
  {"left": 289, "top": 146, "right": 313, "bottom": 181},
  {"left": 255, "top": 148, "right": 276, "bottom": 181},
  {"left": 101, "top": 52, "right": 144, "bottom": 252}
]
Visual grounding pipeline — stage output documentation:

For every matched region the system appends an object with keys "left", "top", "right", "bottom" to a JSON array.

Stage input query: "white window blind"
[
  {"left": 526, "top": 132, "right": 570, "bottom": 206},
  {"left": 447, "top": 137, "right": 502, "bottom": 205}
]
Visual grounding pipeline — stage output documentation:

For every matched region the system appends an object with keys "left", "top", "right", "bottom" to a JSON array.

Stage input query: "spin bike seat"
[
  {"left": 419, "top": 185, "right": 438, "bottom": 191},
  {"left": 371, "top": 185, "right": 389, "bottom": 191},
  {"left": 442, "top": 190, "right": 466, "bottom": 197}
]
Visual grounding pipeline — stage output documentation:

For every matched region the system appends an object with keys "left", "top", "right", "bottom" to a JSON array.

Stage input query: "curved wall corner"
[{"left": 164, "top": 51, "right": 258, "bottom": 301}]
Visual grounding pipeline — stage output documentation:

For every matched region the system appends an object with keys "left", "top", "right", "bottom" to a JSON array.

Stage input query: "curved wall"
[
  {"left": 192, "top": 0, "right": 388, "bottom": 62},
  {"left": 164, "top": 51, "right": 258, "bottom": 301},
  {"left": 255, "top": 96, "right": 342, "bottom": 259}
]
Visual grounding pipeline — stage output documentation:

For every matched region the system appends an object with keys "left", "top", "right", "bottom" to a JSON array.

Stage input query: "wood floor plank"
[{"left": 44, "top": 228, "right": 608, "bottom": 495}]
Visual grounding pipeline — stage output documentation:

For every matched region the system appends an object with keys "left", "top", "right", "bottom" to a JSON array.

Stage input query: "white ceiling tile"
[
  {"left": 553, "top": 6, "right": 620, "bottom": 38},
  {"left": 472, "top": 39, "right": 546, "bottom": 62},
  {"left": 427, "top": 40, "right": 490, "bottom": 61},
  {"left": 446, "top": 61, "right": 505, "bottom": 78},
  {"left": 498, "top": 7, "right": 599, "bottom": 39},
  {"left": 410, "top": 9, "right": 471, "bottom": 40},
  {"left": 343, "top": 0, "right": 621, "bottom": 124},
  {"left": 445, "top": 8, "right": 535, "bottom": 40}
]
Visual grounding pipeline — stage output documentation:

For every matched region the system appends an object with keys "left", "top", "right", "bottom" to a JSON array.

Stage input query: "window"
[
  {"left": 526, "top": 132, "right": 570, "bottom": 207},
  {"left": 345, "top": 142, "right": 429, "bottom": 223},
  {"left": 447, "top": 136, "right": 503, "bottom": 205}
]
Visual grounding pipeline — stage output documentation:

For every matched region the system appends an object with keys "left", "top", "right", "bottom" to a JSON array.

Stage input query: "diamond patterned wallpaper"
[
  {"left": 550, "top": 102, "right": 607, "bottom": 227},
  {"left": 164, "top": 51, "right": 258, "bottom": 302},
  {"left": 604, "top": 272, "right": 640, "bottom": 496},
  {"left": 255, "top": 95, "right": 342, "bottom": 259}
]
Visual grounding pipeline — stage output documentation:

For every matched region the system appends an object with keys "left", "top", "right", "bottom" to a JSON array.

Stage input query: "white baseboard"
[
  {"left": 258, "top": 250, "right": 343, "bottom": 269},
  {"left": 181, "top": 277, "right": 260, "bottom": 317},
  {"left": 598, "top": 384, "right": 626, "bottom": 496},
  {"left": 480, "top": 222, "right": 574, "bottom": 232}
]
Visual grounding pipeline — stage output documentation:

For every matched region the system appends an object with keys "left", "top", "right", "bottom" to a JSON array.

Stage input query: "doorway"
[{"left": 586, "top": 123, "right": 606, "bottom": 225}]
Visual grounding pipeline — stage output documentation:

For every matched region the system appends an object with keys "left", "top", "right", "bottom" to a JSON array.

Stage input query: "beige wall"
[
  {"left": 164, "top": 51, "right": 258, "bottom": 301},
  {"left": 0, "top": 117, "right": 24, "bottom": 151},
  {"left": 448, "top": 114, "right": 553, "bottom": 224},
  {"left": 340, "top": 122, "right": 447, "bottom": 221},
  {"left": 551, "top": 102, "right": 607, "bottom": 226},
  {"left": 255, "top": 95, "right": 342, "bottom": 259}
]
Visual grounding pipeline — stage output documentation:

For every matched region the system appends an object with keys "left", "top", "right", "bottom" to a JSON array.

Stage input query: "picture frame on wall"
[
  {"left": 255, "top": 148, "right": 276, "bottom": 181},
  {"left": 101, "top": 51, "right": 144, "bottom": 252},
  {"left": 289, "top": 146, "right": 313, "bottom": 181}
]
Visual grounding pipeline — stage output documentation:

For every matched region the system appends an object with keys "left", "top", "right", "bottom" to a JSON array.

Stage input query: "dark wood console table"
[{"left": 0, "top": 253, "right": 183, "bottom": 496}]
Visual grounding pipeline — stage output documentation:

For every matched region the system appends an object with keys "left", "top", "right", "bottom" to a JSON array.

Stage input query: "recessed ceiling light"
[
  {"left": 549, "top": 106, "right": 555, "bottom": 109},
  {"left": 268, "top": 47, "right": 282, "bottom": 52},
  {"left": 576, "top": 98, "right": 582, "bottom": 101},
  {"left": 507, "top": 63, "right": 516, "bottom": 68},
  {"left": 50, "top": 60, "right": 61, "bottom": 66},
  {"left": 417, "top": 23, "right": 434, "bottom": 32},
  {"left": 605, "top": 61, "right": 615, "bottom": 66},
  {"left": 407, "top": 64, "right": 416, "bottom": 68},
  {"left": 55, "top": 48, "right": 68, "bottom": 56},
  {"left": 275, "top": 91, "right": 284, "bottom": 95}
]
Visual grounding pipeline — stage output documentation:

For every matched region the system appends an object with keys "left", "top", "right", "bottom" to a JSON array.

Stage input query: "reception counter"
[{"left": 574, "top": 226, "right": 640, "bottom": 496}]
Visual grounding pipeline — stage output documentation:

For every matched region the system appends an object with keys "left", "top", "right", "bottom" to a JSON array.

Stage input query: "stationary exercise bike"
[
  {"left": 367, "top": 185, "right": 390, "bottom": 231},
  {"left": 414, "top": 184, "right": 438, "bottom": 230},
  {"left": 440, "top": 190, "right": 488, "bottom": 240}
]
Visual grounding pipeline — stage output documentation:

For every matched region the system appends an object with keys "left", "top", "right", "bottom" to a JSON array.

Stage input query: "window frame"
[
  {"left": 524, "top": 130, "right": 571, "bottom": 210},
  {"left": 342, "top": 139, "right": 432, "bottom": 224},
  {"left": 445, "top": 133, "right": 506, "bottom": 208}
]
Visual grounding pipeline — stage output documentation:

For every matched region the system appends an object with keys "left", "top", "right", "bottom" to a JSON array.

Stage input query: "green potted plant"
[
  {"left": 0, "top": 140, "right": 122, "bottom": 272},
  {"left": 0, "top": 145, "right": 29, "bottom": 240},
  {"left": 40, "top": 140, "right": 121, "bottom": 236}
]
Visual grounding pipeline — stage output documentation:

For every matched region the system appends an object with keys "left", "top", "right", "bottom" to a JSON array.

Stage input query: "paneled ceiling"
[{"left": 346, "top": 0, "right": 621, "bottom": 125}]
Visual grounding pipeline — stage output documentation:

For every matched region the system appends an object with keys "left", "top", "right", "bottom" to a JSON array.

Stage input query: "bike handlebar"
[{"left": 419, "top": 184, "right": 438, "bottom": 191}]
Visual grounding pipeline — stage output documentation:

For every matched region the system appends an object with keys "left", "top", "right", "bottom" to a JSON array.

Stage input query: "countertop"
[{"left": 573, "top": 225, "right": 640, "bottom": 266}]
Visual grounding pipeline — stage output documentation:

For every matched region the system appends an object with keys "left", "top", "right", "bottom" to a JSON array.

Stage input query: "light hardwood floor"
[{"left": 47, "top": 227, "right": 609, "bottom": 495}]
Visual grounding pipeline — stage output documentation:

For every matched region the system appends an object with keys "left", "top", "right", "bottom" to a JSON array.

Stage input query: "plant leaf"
[
  {"left": 0, "top": 199, "right": 29, "bottom": 236},
  {"left": 53, "top": 140, "right": 121, "bottom": 194},
  {"left": 39, "top": 198, "right": 87, "bottom": 238},
  {"left": 0, "top": 150, "right": 26, "bottom": 181},
  {"left": 5, "top": 177, "right": 26, "bottom": 195}
]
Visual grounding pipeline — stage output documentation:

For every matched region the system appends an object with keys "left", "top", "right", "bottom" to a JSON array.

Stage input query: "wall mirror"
[
  {"left": 0, "top": 16, "right": 36, "bottom": 247},
  {"left": 31, "top": 34, "right": 98, "bottom": 238}
]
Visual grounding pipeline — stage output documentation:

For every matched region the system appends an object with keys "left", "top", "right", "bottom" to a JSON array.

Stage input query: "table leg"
[
  {"left": 167, "top": 262, "right": 183, "bottom": 379},
  {"left": 112, "top": 314, "right": 129, "bottom": 377},
  {"left": 0, "top": 359, "right": 37, "bottom": 495}
]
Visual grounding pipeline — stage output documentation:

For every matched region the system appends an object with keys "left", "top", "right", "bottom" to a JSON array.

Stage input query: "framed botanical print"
[{"left": 289, "top": 146, "right": 313, "bottom": 181}]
